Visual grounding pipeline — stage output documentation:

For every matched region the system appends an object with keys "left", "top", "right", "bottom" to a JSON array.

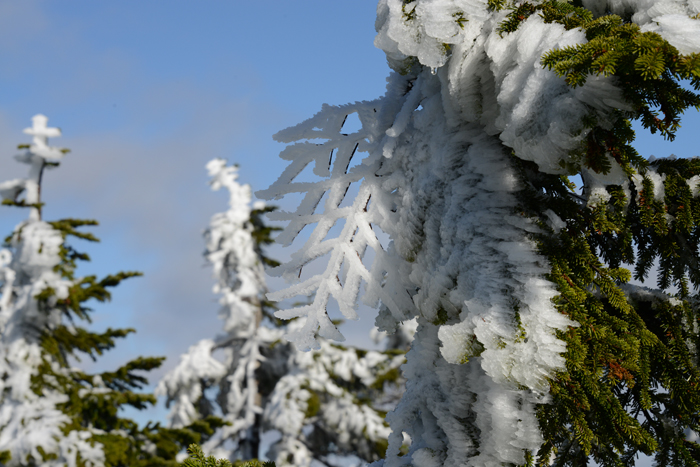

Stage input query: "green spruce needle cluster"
[{"left": 180, "top": 444, "right": 276, "bottom": 467}]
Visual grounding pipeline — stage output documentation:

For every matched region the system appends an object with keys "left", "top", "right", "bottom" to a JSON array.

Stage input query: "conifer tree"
[
  {"left": 258, "top": 1, "right": 700, "bottom": 466},
  {"left": 157, "top": 159, "right": 409, "bottom": 467},
  {"left": 0, "top": 115, "right": 223, "bottom": 467}
]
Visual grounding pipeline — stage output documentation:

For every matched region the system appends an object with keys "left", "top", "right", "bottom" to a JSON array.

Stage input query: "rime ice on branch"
[
  {"left": 256, "top": 99, "right": 418, "bottom": 351},
  {"left": 259, "top": 1, "right": 700, "bottom": 466}
]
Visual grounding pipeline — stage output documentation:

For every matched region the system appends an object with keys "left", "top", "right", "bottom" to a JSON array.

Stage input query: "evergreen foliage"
[
  {"left": 0, "top": 115, "right": 223, "bottom": 466},
  {"left": 504, "top": 4, "right": 700, "bottom": 465}
]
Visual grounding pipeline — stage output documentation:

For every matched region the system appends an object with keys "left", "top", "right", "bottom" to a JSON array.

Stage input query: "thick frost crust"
[
  {"left": 376, "top": 0, "right": 630, "bottom": 175},
  {"left": 375, "top": 0, "right": 700, "bottom": 176},
  {"left": 375, "top": 71, "right": 576, "bottom": 466},
  {"left": 261, "top": 70, "right": 574, "bottom": 465}
]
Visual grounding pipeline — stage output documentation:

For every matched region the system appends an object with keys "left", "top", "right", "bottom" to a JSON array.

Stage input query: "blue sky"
[{"left": 0, "top": 0, "right": 699, "bottom": 433}]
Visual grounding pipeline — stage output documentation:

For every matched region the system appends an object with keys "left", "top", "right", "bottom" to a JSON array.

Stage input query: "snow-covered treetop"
[
  {"left": 205, "top": 158, "right": 267, "bottom": 337},
  {"left": 0, "top": 116, "right": 104, "bottom": 466},
  {"left": 0, "top": 114, "right": 66, "bottom": 221},
  {"left": 161, "top": 158, "right": 410, "bottom": 465},
  {"left": 22, "top": 114, "right": 63, "bottom": 159},
  {"left": 0, "top": 115, "right": 70, "bottom": 340}
]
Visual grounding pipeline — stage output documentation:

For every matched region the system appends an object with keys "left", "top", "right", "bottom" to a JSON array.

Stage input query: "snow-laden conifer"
[
  {"left": 0, "top": 115, "right": 105, "bottom": 466},
  {"left": 0, "top": 115, "right": 222, "bottom": 467},
  {"left": 259, "top": 1, "right": 700, "bottom": 466},
  {"left": 158, "top": 159, "right": 275, "bottom": 462},
  {"left": 158, "top": 159, "right": 409, "bottom": 466}
]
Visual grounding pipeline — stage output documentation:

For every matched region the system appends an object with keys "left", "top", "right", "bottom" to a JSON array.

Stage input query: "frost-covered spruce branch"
[
  {"left": 0, "top": 115, "right": 222, "bottom": 467},
  {"left": 258, "top": 1, "right": 700, "bottom": 466},
  {"left": 158, "top": 159, "right": 409, "bottom": 466}
]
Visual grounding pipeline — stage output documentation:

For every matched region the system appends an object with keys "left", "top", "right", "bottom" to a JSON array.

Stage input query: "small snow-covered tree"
[
  {"left": 0, "top": 115, "right": 222, "bottom": 467},
  {"left": 157, "top": 159, "right": 408, "bottom": 467},
  {"left": 258, "top": 1, "right": 700, "bottom": 466}
]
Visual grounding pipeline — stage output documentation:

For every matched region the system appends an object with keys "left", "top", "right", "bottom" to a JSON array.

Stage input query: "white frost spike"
[
  {"left": 263, "top": 69, "right": 575, "bottom": 464},
  {"left": 23, "top": 114, "right": 63, "bottom": 160},
  {"left": 9, "top": 114, "right": 66, "bottom": 221}
]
